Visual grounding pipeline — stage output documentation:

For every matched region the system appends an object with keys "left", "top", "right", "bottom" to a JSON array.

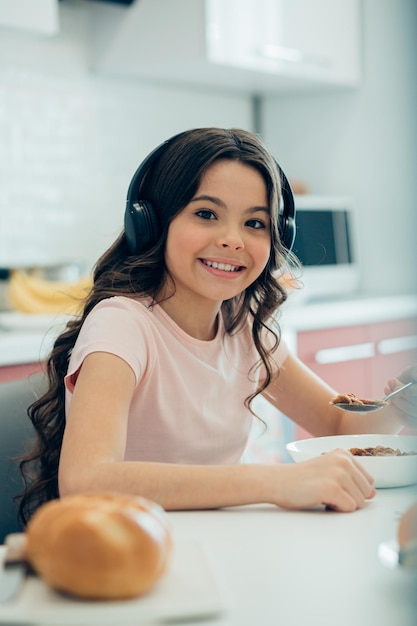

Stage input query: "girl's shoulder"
[
  {"left": 87, "top": 296, "right": 187, "bottom": 343},
  {"left": 80, "top": 296, "right": 158, "bottom": 344},
  {"left": 92, "top": 295, "right": 152, "bottom": 314},
  {"left": 87, "top": 295, "right": 155, "bottom": 326},
  {"left": 67, "top": 297, "right": 158, "bottom": 389}
]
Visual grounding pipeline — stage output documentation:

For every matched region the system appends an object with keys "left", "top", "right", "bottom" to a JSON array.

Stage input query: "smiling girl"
[{"left": 19, "top": 128, "right": 417, "bottom": 522}]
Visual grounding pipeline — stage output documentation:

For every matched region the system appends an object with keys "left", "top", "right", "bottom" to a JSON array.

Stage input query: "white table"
[
  {"left": 168, "top": 486, "right": 417, "bottom": 626},
  {"left": 1, "top": 488, "right": 416, "bottom": 626}
]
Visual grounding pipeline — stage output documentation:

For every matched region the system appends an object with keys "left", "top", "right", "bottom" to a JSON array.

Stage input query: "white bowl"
[{"left": 286, "top": 434, "right": 417, "bottom": 488}]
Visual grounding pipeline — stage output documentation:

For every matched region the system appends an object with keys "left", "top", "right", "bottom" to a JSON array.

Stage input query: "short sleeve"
[{"left": 65, "top": 298, "right": 150, "bottom": 393}]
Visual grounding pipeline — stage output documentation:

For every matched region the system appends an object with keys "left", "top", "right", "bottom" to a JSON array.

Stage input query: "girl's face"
[{"left": 163, "top": 159, "right": 271, "bottom": 309}]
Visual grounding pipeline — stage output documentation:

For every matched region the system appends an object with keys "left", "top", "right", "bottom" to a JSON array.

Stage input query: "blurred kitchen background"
[
  {"left": 1, "top": 0, "right": 416, "bottom": 451},
  {"left": 0, "top": 0, "right": 416, "bottom": 292}
]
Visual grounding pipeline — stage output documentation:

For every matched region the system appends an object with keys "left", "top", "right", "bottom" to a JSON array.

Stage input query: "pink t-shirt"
[{"left": 65, "top": 296, "right": 288, "bottom": 465}]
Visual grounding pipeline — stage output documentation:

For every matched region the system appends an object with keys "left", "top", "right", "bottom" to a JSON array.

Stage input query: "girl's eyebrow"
[
  {"left": 190, "top": 194, "right": 226, "bottom": 207},
  {"left": 191, "top": 194, "right": 270, "bottom": 214}
]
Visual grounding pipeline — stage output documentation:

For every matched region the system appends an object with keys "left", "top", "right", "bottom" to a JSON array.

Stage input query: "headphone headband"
[{"left": 125, "top": 133, "right": 296, "bottom": 257}]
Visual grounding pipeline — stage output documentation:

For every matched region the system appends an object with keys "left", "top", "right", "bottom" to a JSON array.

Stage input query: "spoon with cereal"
[{"left": 330, "top": 381, "right": 414, "bottom": 413}]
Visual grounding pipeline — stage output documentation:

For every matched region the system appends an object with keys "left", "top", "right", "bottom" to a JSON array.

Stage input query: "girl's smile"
[
  {"left": 159, "top": 159, "right": 271, "bottom": 336},
  {"left": 199, "top": 257, "right": 246, "bottom": 277}
]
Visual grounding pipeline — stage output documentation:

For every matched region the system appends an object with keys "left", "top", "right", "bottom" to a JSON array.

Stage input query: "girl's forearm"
[
  {"left": 59, "top": 461, "right": 274, "bottom": 510},
  {"left": 59, "top": 451, "right": 376, "bottom": 513}
]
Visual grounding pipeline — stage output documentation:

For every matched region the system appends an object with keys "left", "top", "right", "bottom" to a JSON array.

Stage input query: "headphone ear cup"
[
  {"left": 277, "top": 168, "right": 296, "bottom": 254},
  {"left": 124, "top": 137, "right": 179, "bottom": 256},
  {"left": 279, "top": 197, "right": 296, "bottom": 251},
  {"left": 279, "top": 215, "right": 296, "bottom": 252},
  {"left": 125, "top": 200, "right": 160, "bottom": 255}
]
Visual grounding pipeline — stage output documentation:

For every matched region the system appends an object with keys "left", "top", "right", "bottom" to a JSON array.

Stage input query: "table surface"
[
  {"left": 167, "top": 486, "right": 417, "bottom": 626},
  {"left": 1, "top": 488, "right": 416, "bottom": 626}
]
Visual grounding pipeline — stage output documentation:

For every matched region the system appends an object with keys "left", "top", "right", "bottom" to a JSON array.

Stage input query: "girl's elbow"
[{"left": 58, "top": 467, "right": 95, "bottom": 497}]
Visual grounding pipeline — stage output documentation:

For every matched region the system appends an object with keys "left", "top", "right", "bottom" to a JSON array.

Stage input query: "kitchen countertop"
[
  {"left": 0, "top": 313, "right": 72, "bottom": 367},
  {"left": 1, "top": 294, "right": 416, "bottom": 367},
  {"left": 280, "top": 293, "right": 417, "bottom": 331}
]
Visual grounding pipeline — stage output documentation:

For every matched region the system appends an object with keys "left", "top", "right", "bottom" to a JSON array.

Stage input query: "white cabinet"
[
  {"left": 206, "top": 0, "right": 361, "bottom": 89},
  {"left": 90, "top": 0, "right": 361, "bottom": 94}
]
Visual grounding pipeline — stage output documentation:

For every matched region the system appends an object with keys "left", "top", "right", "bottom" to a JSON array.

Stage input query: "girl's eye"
[
  {"left": 246, "top": 218, "right": 267, "bottom": 230},
  {"left": 196, "top": 209, "right": 217, "bottom": 220}
]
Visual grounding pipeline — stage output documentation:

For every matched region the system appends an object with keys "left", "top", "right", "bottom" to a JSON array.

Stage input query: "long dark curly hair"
[{"left": 18, "top": 127, "right": 299, "bottom": 524}]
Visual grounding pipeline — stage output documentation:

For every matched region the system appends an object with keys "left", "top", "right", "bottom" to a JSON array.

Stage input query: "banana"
[{"left": 7, "top": 271, "right": 92, "bottom": 314}]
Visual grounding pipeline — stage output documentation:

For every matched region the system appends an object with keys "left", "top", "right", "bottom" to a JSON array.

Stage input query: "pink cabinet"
[
  {"left": 295, "top": 317, "right": 417, "bottom": 438},
  {"left": 298, "top": 324, "right": 371, "bottom": 397},
  {"left": 369, "top": 318, "right": 417, "bottom": 394},
  {"left": 0, "top": 362, "right": 44, "bottom": 383},
  {"left": 298, "top": 317, "right": 417, "bottom": 396}
]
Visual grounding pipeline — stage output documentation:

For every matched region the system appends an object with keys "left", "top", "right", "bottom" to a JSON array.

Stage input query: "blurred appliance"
[{"left": 290, "top": 195, "right": 359, "bottom": 302}]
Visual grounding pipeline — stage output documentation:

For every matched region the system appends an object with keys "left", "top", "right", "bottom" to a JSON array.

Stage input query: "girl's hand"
[
  {"left": 275, "top": 450, "right": 376, "bottom": 512},
  {"left": 384, "top": 364, "right": 417, "bottom": 428}
]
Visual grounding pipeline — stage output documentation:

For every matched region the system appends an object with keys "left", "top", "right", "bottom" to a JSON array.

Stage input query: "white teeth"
[{"left": 204, "top": 260, "right": 239, "bottom": 272}]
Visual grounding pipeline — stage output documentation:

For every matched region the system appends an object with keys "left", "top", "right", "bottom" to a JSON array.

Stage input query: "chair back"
[{"left": 0, "top": 374, "right": 46, "bottom": 544}]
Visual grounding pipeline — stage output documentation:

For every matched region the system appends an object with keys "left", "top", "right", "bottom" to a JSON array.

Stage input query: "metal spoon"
[{"left": 333, "top": 381, "right": 415, "bottom": 413}]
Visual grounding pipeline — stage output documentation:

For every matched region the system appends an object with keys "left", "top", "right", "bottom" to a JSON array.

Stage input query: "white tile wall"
[{"left": 0, "top": 3, "right": 252, "bottom": 273}]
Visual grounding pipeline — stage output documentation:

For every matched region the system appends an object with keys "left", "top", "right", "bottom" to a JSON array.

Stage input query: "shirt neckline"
[{"left": 139, "top": 296, "right": 224, "bottom": 346}]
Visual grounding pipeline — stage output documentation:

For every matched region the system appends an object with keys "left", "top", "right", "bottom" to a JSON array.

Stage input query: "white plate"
[
  {"left": 0, "top": 541, "right": 227, "bottom": 624},
  {"left": 286, "top": 434, "right": 417, "bottom": 488}
]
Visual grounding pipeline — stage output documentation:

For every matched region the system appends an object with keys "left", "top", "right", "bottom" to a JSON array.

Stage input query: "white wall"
[
  {"left": 0, "top": 1, "right": 252, "bottom": 273},
  {"left": 262, "top": 0, "right": 417, "bottom": 297}
]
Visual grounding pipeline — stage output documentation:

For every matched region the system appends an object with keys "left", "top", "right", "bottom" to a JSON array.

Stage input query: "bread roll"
[{"left": 25, "top": 493, "right": 172, "bottom": 600}]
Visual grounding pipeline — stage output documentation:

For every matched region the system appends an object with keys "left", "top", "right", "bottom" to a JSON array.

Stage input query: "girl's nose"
[{"left": 219, "top": 229, "right": 244, "bottom": 251}]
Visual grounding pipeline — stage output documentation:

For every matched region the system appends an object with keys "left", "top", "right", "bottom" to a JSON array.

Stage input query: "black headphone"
[{"left": 125, "top": 134, "right": 296, "bottom": 256}]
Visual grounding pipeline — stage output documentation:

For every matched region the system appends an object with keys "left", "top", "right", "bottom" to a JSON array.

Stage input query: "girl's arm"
[
  {"left": 263, "top": 352, "right": 406, "bottom": 436},
  {"left": 59, "top": 352, "right": 375, "bottom": 513}
]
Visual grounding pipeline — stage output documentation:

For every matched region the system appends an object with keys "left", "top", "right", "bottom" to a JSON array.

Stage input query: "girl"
[{"left": 19, "top": 128, "right": 417, "bottom": 523}]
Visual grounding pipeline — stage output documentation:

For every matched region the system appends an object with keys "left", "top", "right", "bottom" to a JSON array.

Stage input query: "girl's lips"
[
  {"left": 199, "top": 258, "right": 245, "bottom": 278},
  {"left": 201, "top": 259, "right": 243, "bottom": 271}
]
